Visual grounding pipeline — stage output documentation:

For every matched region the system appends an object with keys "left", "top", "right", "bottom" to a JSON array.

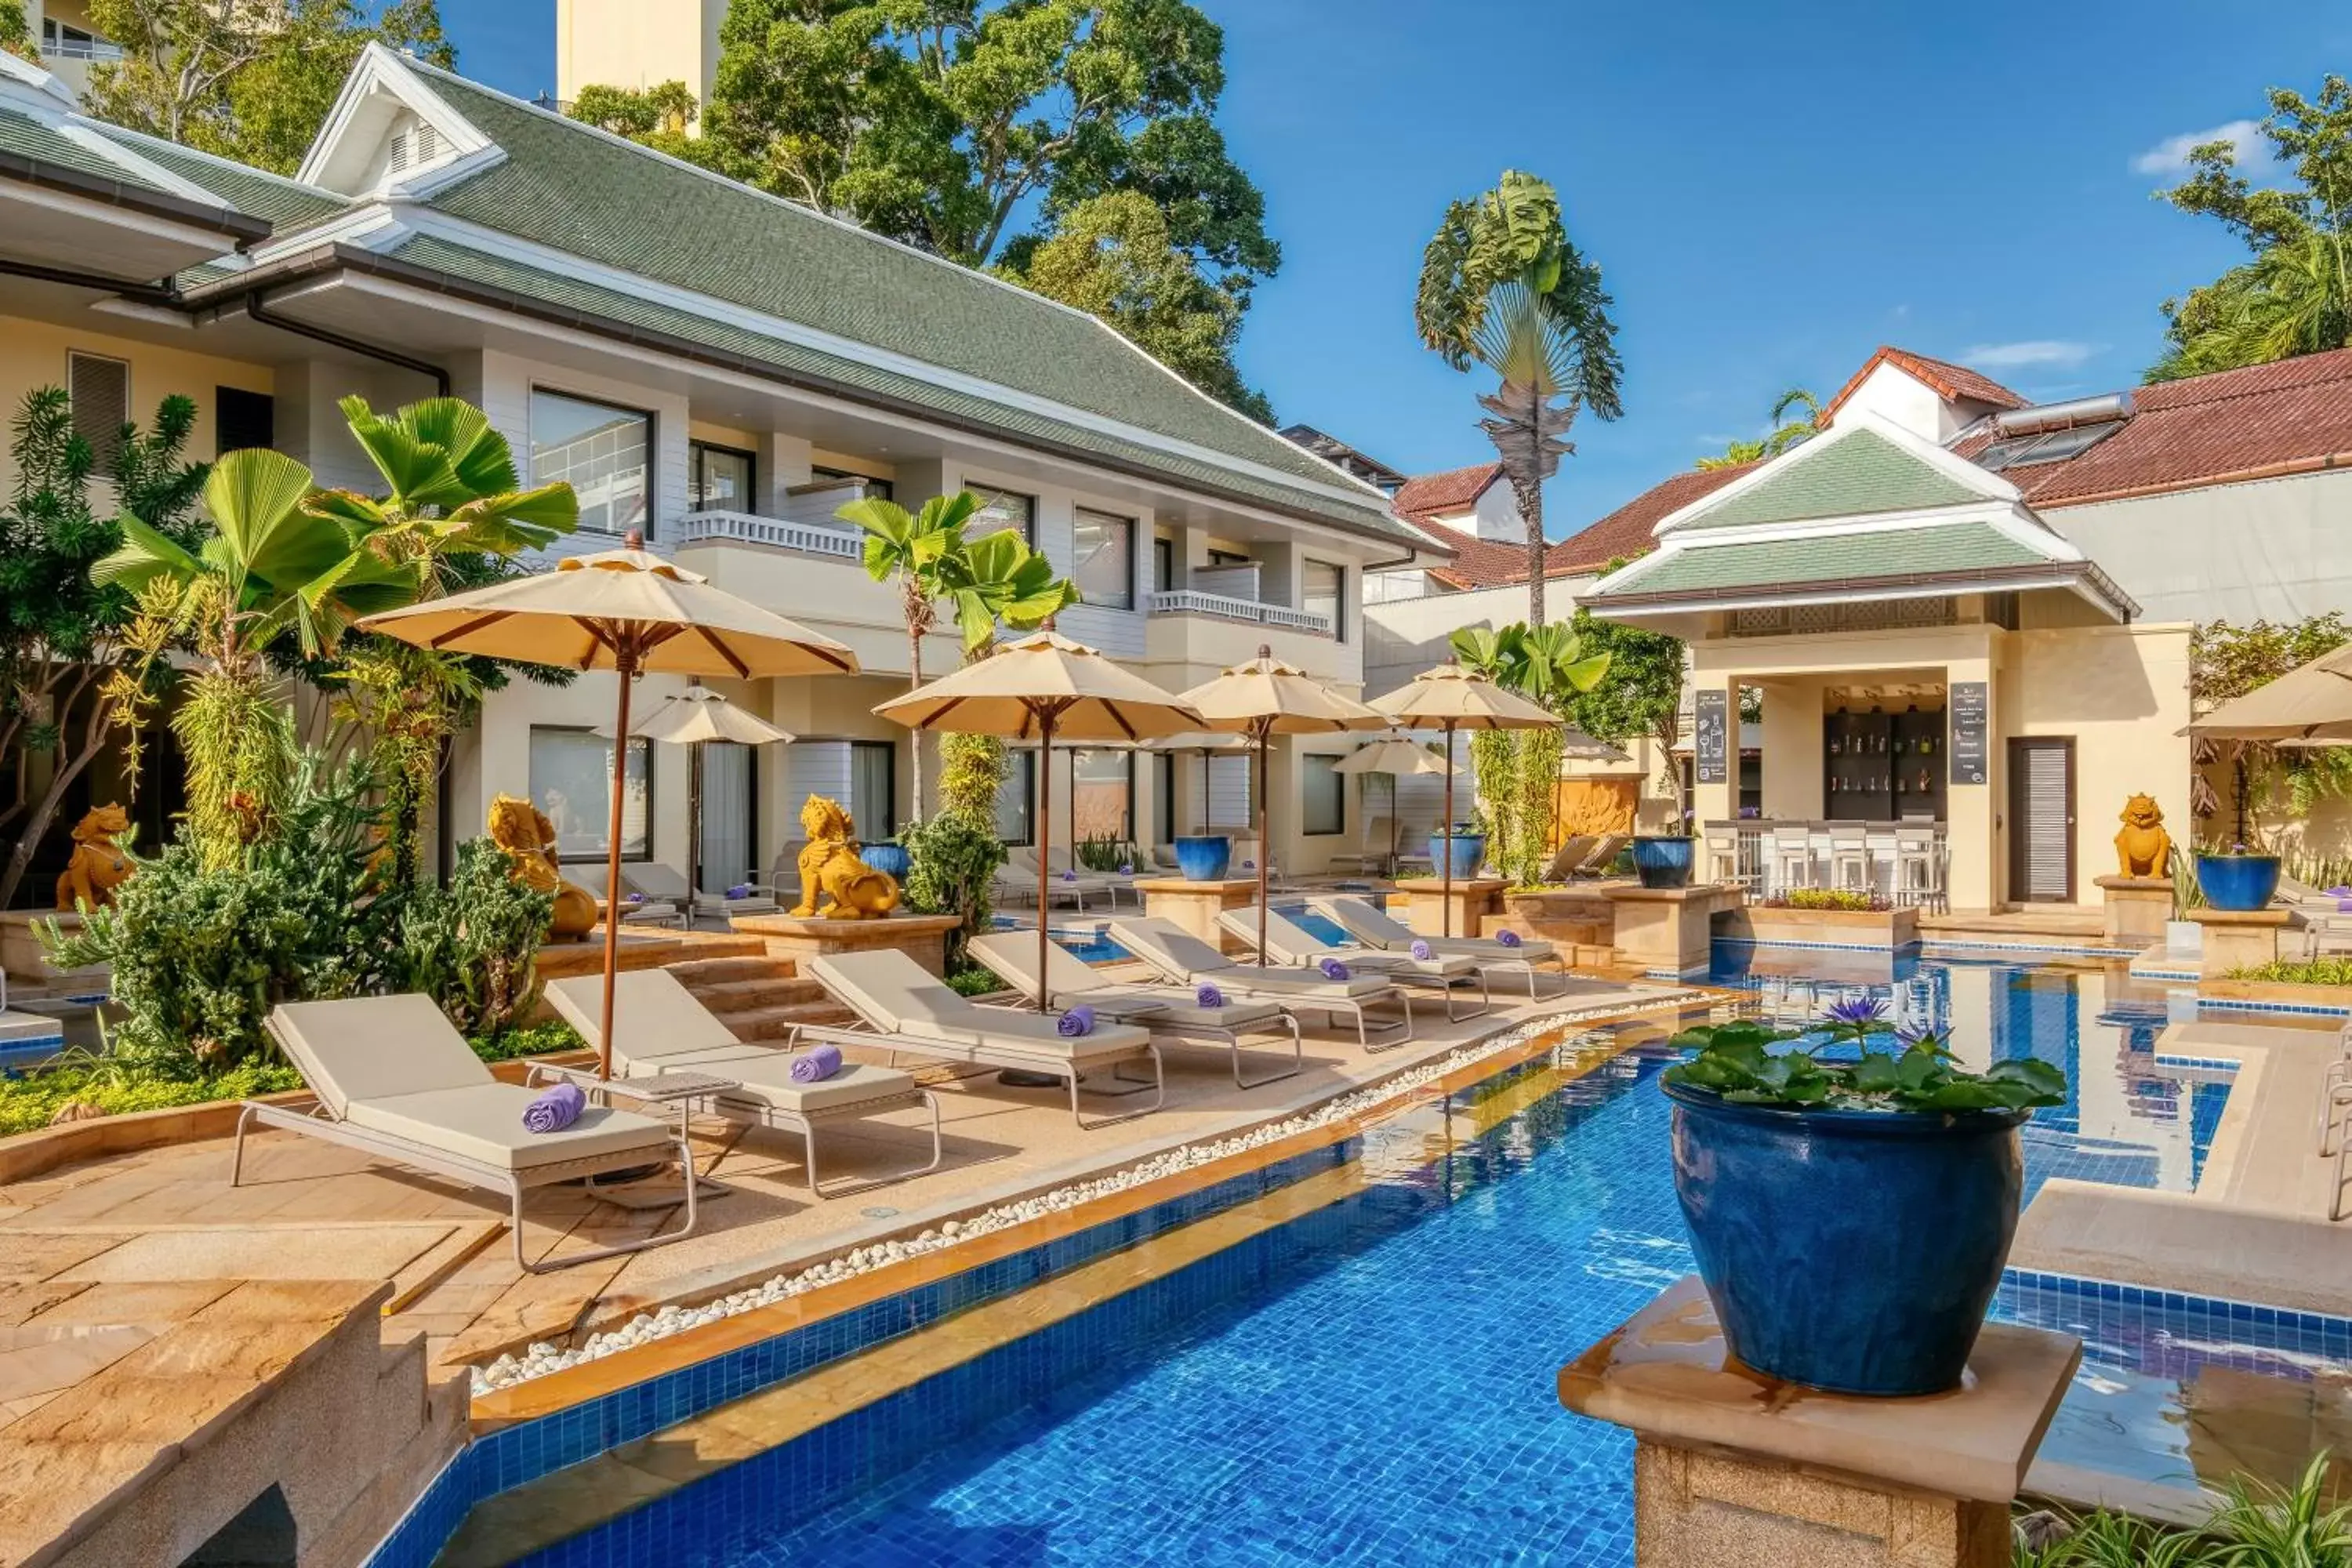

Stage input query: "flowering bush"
[{"left": 1760, "top": 889, "right": 1889, "bottom": 912}]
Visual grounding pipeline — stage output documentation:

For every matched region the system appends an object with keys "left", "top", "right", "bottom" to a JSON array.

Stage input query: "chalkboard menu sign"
[
  {"left": 1949, "top": 681, "right": 1988, "bottom": 786},
  {"left": 1694, "top": 689, "right": 1730, "bottom": 786}
]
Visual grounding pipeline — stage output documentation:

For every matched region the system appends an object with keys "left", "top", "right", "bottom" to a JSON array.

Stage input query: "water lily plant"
[{"left": 1664, "top": 1001, "right": 2067, "bottom": 1115}]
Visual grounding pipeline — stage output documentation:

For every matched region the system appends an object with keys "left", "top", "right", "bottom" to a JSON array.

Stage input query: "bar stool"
[
  {"left": 1769, "top": 826, "right": 1813, "bottom": 895},
  {"left": 1827, "top": 822, "right": 1869, "bottom": 892},
  {"left": 1895, "top": 827, "right": 1943, "bottom": 911},
  {"left": 1704, "top": 826, "right": 1744, "bottom": 890}
]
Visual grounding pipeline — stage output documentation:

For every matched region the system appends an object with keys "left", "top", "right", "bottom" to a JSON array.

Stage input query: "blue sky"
[{"left": 437, "top": 0, "right": 2343, "bottom": 535}]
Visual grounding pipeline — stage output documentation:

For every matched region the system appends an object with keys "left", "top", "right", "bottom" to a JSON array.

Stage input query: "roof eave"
[
  {"left": 1584, "top": 561, "right": 2132, "bottom": 622},
  {"left": 0, "top": 150, "right": 272, "bottom": 245}
]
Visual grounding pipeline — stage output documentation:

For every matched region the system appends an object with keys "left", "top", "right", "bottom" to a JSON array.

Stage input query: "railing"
[
  {"left": 1147, "top": 589, "right": 1332, "bottom": 637},
  {"left": 673, "top": 509, "right": 862, "bottom": 561},
  {"left": 42, "top": 38, "right": 123, "bottom": 61}
]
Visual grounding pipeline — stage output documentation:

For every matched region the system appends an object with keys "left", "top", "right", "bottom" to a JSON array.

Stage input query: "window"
[
  {"left": 528, "top": 727, "right": 652, "bottom": 862},
  {"left": 68, "top": 353, "right": 129, "bottom": 478},
  {"left": 967, "top": 486, "right": 1034, "bottom": 545},
  {"left": 996, "top": 750, "right": 1036, "bottom": 845},
  {"left": 689, "top": 441, "right": 755, "bottom": 512},
  {"left": 1207, "top": 753, "right": 1251, "bottom": 829},
  {"left": 1072, "top": 508, "right": 1134, "bottom": 610},
  {"left": 1207, "top": 548, "right": 1251, "bottom": 567},
  {"left": 1153, "top": 535, "right": 1174, "bottom": 593},
  {"left": 216, "top": 387, "right": 274, "bottom": 456},
  {"left": 1152, "top": 750, "right": 1175, "bottom": 844},
  {"left": 1302, "top": 559, "right": 1345, "bottom": 642},
  {"left": 1072, "top": 750, "right": 1134, "bottom": 844},
  {"left": 811, "top": 464, "right": 892, "bottom": 502},
  {"left": 532, "top": 389, "right": 651, "bottom": 538},
  {"left": 848, "top": 740, "right": 896, "bottom": 840},
  {"left": 1301, "top": 753, "right": 1345, "bottom": 837}
]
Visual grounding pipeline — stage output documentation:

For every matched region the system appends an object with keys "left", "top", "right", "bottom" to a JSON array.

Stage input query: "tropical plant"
[
  {"left": 2187, "top": 615, "right": 2352, "bottom": 848},
  {"left": 1698, "top": 387, "right": 1824, "bottom": 470},
  {"left": 1563, "top": 601, "right": 1693, "bottom": 820},
  {"left": 1450, "top": 621, "right": 1609, "bottom": 884},
  {"left": 2009, "top": 1453, "right": 2352, "bottom": 1565},
  {"left": 1415, "top": 169, "right": 1623, "bottom": 625},
  {"left": 1668, "top": 1003, "right": 2067, "bottom": 1115},
  {"left": 1075, "top": 833, "right": 1137, "bottom": 872},
  {"left": 0, "top": 387, "right": 207, "bottom": 909},
  {"left": 394, "top": 837, "right": 554, "bottom": 1040},
  {"left": 898, "top": 811, "right": 1007, "bottom": 971}
]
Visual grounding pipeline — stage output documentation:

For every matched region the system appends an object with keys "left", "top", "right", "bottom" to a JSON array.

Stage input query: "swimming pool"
[{"left": 512, "top": 953, "right": 2337, "bottom": 1566}]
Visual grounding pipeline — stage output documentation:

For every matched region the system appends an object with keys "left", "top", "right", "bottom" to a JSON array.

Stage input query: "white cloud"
[
  {"left": 2131, "top": 119, "right": 2265, "bottom": 176},
  {"left": 1959, "top": 340, "right": 2103, "bottom": 372}
]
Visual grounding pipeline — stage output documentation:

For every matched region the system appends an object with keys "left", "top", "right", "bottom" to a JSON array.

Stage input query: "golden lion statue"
[
  {"left": 488, "top": 793, "right": 599, "bottom": 940},
  {"left": 2114, "top": 793, "right": 2172, "bottom": 878},
  {"left": 54, "top": 803, "right": 135, "bottom": 911},
  {"left": 790, "top": 796, "right": 900, "bottom": 920}
]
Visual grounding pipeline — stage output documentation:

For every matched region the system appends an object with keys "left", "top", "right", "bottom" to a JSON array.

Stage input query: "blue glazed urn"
[
  {"left": 1428, "top": 832, "right": 1486, "bottom": 880},
  {"left": 1663, "top": 1081, "right": 2028, "bottom": 1396},
  {"left": 2194, "top": 853, "right": 2280, "bottom": 912},
  {"left": 1630, "top": 835, "right": 1695, "bottom": 888},
  {"left": 860, "top": 842, "right": 911, "bottom": 881},
  {"left": 1173, "top": 835, "right": 1232, "bottom": 881}
]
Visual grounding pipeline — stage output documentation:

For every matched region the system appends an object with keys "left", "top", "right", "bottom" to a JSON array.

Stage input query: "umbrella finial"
[
  {"left": 1258, "top": 643, "right": 1272, "bottom": 660},
  {"left": 623, "top": 529, "right": 644, "bottom": 550}
]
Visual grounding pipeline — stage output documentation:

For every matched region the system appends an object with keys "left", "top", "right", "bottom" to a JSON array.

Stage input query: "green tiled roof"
[
  {"left": 379, "top": 234, "right": 1408, "bottom": 539},
  {"left": 0, "top": 107, "right": 150, "bottom": 184},
  {"left": 1594, "top": 523, "right": 2055, "bottom": 598},
  {"left": 87, "top": 128, "right": 350, "bottom": 229},
  {"left": 404, "top": 63, "right": 1401, "bottom": 535},
  {"left": 1671, "top": 429, "right": 1984, "bottom": 531}
]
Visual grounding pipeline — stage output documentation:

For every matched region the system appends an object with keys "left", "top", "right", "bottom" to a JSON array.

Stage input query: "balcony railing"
[
  {"left": 42, "top": 37, "right": 123, "bottom": 61},
  {"left": 673, "top": 509, "right": 862, "bottom": 560},
  {"left": 1147, "top": 589, "right": 1331, "bottom": 637}
]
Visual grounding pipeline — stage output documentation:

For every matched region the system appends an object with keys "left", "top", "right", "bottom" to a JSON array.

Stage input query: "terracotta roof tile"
[
  {"left": 1822, "top": 346, "right": 2027, "bottom": 425},
  {"left": 1392, "top": 462, "right": 1503, "bottom": 519},
  {"left": 1545, "top": 464, "right": 1755, "bottom": 574}
]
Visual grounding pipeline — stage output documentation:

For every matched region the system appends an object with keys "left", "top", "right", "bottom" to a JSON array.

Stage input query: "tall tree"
[
  {"left": 1561, "top": 602, "right": 1690, "bottom": 822},
  {"left": 82, "top": 0, "right": 452, "bottom": 174},
  {"left": 0, "top": 2, "right": 35, "bottom": 64},
  {"left": 1698, "top": 387, "right": 1821, "bottom": 470},
  {"left": 567, "top": 81, "right": 713, "bottom": 167},
  {"left": 1414, "top": 170, "right": 1623, "bottom": 626},
  {"left": 2149, "top": 74, "right": 2352, "bottom": 382}
]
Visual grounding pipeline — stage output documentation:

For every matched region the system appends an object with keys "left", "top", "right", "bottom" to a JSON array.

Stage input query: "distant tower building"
[{"left": 557, "top": 0, "right": 728, "bottom": 111}]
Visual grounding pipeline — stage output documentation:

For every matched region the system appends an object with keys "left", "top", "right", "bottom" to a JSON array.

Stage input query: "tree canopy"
[
  {"left": 1698, "top": 387, "right": 1820, "bottom": 470},
  {"left": 2149, "top": 74, "right": 2352, "bottom": 382},
  {"left": 82, "top": 0, "right": 452, "bottom": 174}
]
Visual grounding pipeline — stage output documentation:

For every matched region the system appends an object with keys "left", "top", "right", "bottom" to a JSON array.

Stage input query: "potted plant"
[
  {"left": 2194, "top": 840, "right": 2281, "bottom": 913},
  {"left": 1630, "top": 821, "right": 1695, "bottom": 888},
  {"left": 1661, "top": 1000, "right": 2066, "bottom": 1396},
  {"left": 1428, "top": 819, "right": 1487, "bottom": 880},
  {"left": 1173, "top": 833, "right": 1232, "bottom": 881}
]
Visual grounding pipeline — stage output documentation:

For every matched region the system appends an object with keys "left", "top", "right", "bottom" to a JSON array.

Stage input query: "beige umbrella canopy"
[
  {"left": 1370, "top": 663, "right": 1563, "bottom": 936},
  {"left": 1333, "top": 732, "right": 1457, "bottom": 875},
  {"left": 609, "top": 687, "right": 795, "bottom": 911},
  {"left": 873, "top": 631, "right": 1205, "bottom": 1013},
  {"left": 361, "top": 540, "right": 859, "bottom": 1078},
  {"left": 1179, "top": 646, "right": 1388, "bottom": 963},
  {"left": 2185, "top": 646, "right": 2352, "bottom": 741}
]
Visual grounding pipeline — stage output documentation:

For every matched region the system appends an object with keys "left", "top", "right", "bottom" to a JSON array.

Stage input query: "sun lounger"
[
  {"left": 621, "top": 862, "right": 780, "bottom": 920},
  {"left": 1046, "top": 847, "right": 1139, "bottom": 907},
  {"left": 238, "top": 993, "right": 697, "bottom": 1272},
  {"left": 967, "top": 931, "right": 1301, "bottom": 1087},
  {"left": 543, "top": 971, "right": 942, "bottom": 1194},
  {"left": 1571, "top": 833, "right": 1630, "bottom": 879},
  {"left": 1311, "top": 895, "right": 1565, "bottom": 998},
  {"left": 802, "top": 951, "right": 1164, "bottom": 1127},
  {"left": 1008, "top": 846, "right": 1110, "bottom": 910},
  {"left": 1108, "top": 916, "right": 1412, "bottom": 1051},
  {"left": 1218, "top": 904, "right": 1490, "bottom": 1022},
  {"left": 1541, "top": 834, "right": 1599, "bottom": 884}
]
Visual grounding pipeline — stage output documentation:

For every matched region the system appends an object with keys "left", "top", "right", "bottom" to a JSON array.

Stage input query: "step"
[
  {"left": 688, "top": 976, "right": 827, "bottom": 1014},
  {"left": 728, "top": 1000, "right": 858, "bottom": 1041},
  {"left": 666, "top": 955, "right": 800, "bottom": 985}
]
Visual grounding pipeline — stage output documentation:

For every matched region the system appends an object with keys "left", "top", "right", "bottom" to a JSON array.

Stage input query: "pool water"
[{"left": 519, "top": 955, "right": 2336, "bottom": 1567}]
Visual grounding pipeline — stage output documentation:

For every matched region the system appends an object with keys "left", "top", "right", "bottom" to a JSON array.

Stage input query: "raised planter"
[
  {"left": 1724, "top": 903, "right": 1921, "bottom": 950},
  {"left": 1427, "top": 832, "right": 1486, "bottom": 880},
  {"left": 2195, "top": 852, "right": 2281, "bottom": 912},
  {"left": 1664, "top": 1081, "right": 2028, "bottom": 1396},
  {"left": 2199, "top": 975, "right": 2352, "bottom": 1011},
  {"left": 1630, "top": 835, "right": 1694, "bottom": 889},
  {"left": 1173, "top": 835, "right": 1232, "bottom": 882}
]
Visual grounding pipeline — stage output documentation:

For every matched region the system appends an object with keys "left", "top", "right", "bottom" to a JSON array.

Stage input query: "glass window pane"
[
  {"left": 967, "top": 487, "right": 1034, "bottom": 545},
  {"left": 528, "top": 727, "right": 652, "bottom": 861},
  {"left": 1302, "top": 560, "right": 1345, "bottom": 642},
  {"left": 1072, "top": 509, "right": 1134, "bottom": 610},
  {"left": 532, "top": 390, "right": 652, "bottom": 539},
  {"left": 1301, "top": 753, "right": 1344, "bottom": 837},
  {"left": 1071, "top": 750, "right": 1133, "bottom": 845},
  {"left": 691, "top": 442, "right": 753, "bottom": 511},
  {"left": 996, "top": 750, "right": 1036, "bottom": 845},
  {"left": 1152, "top": 535, "right": 1173, "bottom": 593},
  {"left": 1152, "top": 751, "right": 1175, "bottom": 844},
  {"left": 811, "top": 465, "right": 893, "bottom": 501},
  {"left": 848, "top": 741, "right": 895, "bottom": 840},
  {"left": 1207, "top": 753, "right": 1251, "bottom": 829},
  {"left": 699, "top": 742, "right": 754, "bottom": 889}
]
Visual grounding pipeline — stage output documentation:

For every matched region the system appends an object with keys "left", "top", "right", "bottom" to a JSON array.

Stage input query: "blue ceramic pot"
[
  {"left": 1174, "top": 835, "right": 1232, "bottom": 882},
  {"left": 1663, "top": 1081, "right": 2027, "bottom": 1396},
  {"left": 1631, "top": 835, "right": 1694, "bottom": 888},
  {"left": 2195, "top": 853, "right": 2280, "bottom": 912},
  {"left": 1428, "top": 833, "right": 1486, "bottom": 880},
  {"left": 860, "top": 843, "right": 911, "bottom": 880}
]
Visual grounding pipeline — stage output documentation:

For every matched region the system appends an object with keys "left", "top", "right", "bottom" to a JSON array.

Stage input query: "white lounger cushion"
[
  {"left": 340, "top": 1084, "right": 670, "bottom": 1171},
  {"left": 965, "top": 933, "right": 1287, "bottom": 1031},
  {"left": 1316, "top": 896, "right": 1557, "bottom": 962},
  {"left": 810, "top": 950, "right": 1149, "bottom": 1065},
  {"left": 1109, "top": 919, "right": 1396, "bottom": 1000},
  {"left": 273, "top": 993, "right": 499, "bottom": 1120}
]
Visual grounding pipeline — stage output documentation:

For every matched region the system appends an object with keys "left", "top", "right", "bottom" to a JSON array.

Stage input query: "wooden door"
[{"left": 2007, "top": 738, "right": 2075, "bottom": 903}]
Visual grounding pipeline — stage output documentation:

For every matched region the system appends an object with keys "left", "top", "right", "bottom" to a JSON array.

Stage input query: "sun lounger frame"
[{"left": 1109, "top": 918, "right": 1415, "bottom": 1053}]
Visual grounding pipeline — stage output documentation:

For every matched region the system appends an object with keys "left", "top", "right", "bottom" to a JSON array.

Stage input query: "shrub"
[
  {"left": 946, "top": 962, "right": 1005, "bottom": 997},
  {"left": 900, "top": 812, "right": 1007, "bottom": 971},
  {"left": 395, "top": 837, "right": 554, "bottom": 1040},
  {"left": 467, "top": 1019, "right": 580, "bottom": 1063},
  {"left": 1762, "top": 888, "right": 1889, "bottom": 912},
  {"left": 2229, "top": 956, "right": 2352, "bottom": 986},
  {"left": 1075, "top": 833, "right": 1137, "bottom": 872},
  {"left": 0, "top": 1056, "right": 299, "bottom": 1138}
]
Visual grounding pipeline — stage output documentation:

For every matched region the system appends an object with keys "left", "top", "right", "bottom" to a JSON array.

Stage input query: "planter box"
[
  {"left": 2200, "top": 976, "right": 2352, "bottom": 1011},
  {"left": 1720, "top": 904, "right": 1921, "bottom": 950}
]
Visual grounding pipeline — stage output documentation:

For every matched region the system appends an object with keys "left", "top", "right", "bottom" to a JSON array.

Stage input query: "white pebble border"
[{"left": 472, "top": 991, "right": 1709, "bottom": 1396}]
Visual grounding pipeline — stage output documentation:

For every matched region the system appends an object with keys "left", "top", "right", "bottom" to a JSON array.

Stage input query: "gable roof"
[
  {"left": 1393, "top": 462, "right": 1503, "bottom": 520},
  {"left": 1546, "top": 464, "right": 1752, "bottom": 573},
  {"left": 1668, "top": 426, "right": 1990, "bottom": 532},
  {"left": 1822, "top": 346, "right": 2026, "bottom": 425},
  {"left": 85, "top": 124, "right": 351, "bottom": 230}
]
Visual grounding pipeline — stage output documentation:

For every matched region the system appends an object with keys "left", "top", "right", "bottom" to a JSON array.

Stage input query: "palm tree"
[
  {"left": 1698, "top": 387, "right": 1823, "bottom": 470},
  {"left": 1415, "top": 170, "right": 1624, "bottom": 626},
  {"left": 2150, "top": 227, "right": 2352, "bottom": 381}
]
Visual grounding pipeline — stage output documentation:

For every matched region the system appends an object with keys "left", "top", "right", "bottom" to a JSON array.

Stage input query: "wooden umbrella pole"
[
  {"left": 687, "top": 740, "right": 703, "bottom": 916},
  {"left": 1036, "top": 706, "right": 1055, "bottom": 1014},
  {"left": 1255, "top": 719, "right": 1270, "bottom": 966},
  {"left": 1441, "top": 719, "right": 1457, "bottom": 938},
  {"left": 597, "top": 640, "right": 640, "bottom": 1080}
]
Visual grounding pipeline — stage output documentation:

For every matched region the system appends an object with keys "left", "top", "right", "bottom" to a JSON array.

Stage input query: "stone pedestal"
[
  {"left": 731, "top": 911, "right": 961, "bottom": 975},
  {"left": 1136, "top": 877, "right": 1260, "bottom": 946},
  {"left": 2093, "top": 874, "right": 2175, "bottom": 946},
  {"left": 1607, "top": 884, "right": 1737, "bottom": 976},
  {"left": 0, "top": 910, "right": 107, "bottom": 993},
  {"left": 1392, "top": 877, "right": 1506, "bottom": 939},
  {"left": 1560, "top": 1277, "right": 2080, "bottom": 1568},
  {"left": 2189, "top": 906, "right": 2290, "bottom": 978}
]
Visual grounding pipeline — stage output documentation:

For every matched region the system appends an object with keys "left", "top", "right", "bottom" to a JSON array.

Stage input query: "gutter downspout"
[{"left": 243, "top": 288, "right": 451, "bottom": 397}]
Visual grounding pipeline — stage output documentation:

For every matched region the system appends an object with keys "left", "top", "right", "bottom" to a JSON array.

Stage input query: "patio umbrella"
[
  {"left": 608, "top": 684, "right": 794, "bottom": 916},
  {"left": 873, "top": 631, "right": 1204, "bottom": 1014},
  {"left": 359, "top": 538, "right": 858, "bottom": 1079},
  {"left": 1370, "top": 662, "right": 1563, "bottom": 937},
  {"left": 2183, "top": 644, "right": 2352, "bottom": 741},
  {"left": 1331, "top": 731, "right": 1457, "bottom": 873},
  {"left": 1179, "top": 647, "right": 1387, "bottom": 964}
]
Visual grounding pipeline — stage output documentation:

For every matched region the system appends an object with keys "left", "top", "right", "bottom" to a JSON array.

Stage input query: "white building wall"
[
  {"left": 2039, "top": 470, "right": 2352, "bottom": 623},
  {"left": 1835, "top": 362, "right": 1971, "bottom": 442}
]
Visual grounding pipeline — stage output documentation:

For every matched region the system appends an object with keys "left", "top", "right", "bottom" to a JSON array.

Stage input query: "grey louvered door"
[{"left": 2008, "top": 739, "right": 2074, "bottom": 903}]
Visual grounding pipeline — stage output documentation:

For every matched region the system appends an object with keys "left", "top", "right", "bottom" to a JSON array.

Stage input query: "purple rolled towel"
[
  {"left": 1056, "top": 1004, "right": 1096, "bottom": 1037},
  {"left": 1062, "top": 868, "right": 1077, "bottom": 882},
  {"left": 1196, "top": 983, "right": 1225, "bottom": 1009},
  {"left": 522, "top": 1080, "right": 586, "bottom": 1134},
  {"left": 1496, "top": 929, "right": 1523, "bottom": 949},
  {"left": 1119, "top": 862, "right": 1134, "bottom": 875},
  {"left": 727, "top": 884, "right": 752, "bottom": 899},
  {"left": 1410, "top": 938, "right": 1432, "bottom": 960},
  {"left": 790, "top": 1043, "right": 843, "bottom": 1083},
  {"left": 2327, "top": 885, "right": 2352, "bottom": 898},
  {"left": 1242, "top": 859, "right": 1256, "bottom": 870},
  {"left": 1318, "top": 956, "right": 1349, "bottom": 981}
]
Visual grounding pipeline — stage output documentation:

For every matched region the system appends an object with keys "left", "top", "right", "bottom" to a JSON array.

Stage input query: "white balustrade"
[
  {"left": 673, "top": 509, "right": 862, "bottom": 561},
  {"left": 1146, "top": 589, "right": 1332, "bottom": 637}
]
